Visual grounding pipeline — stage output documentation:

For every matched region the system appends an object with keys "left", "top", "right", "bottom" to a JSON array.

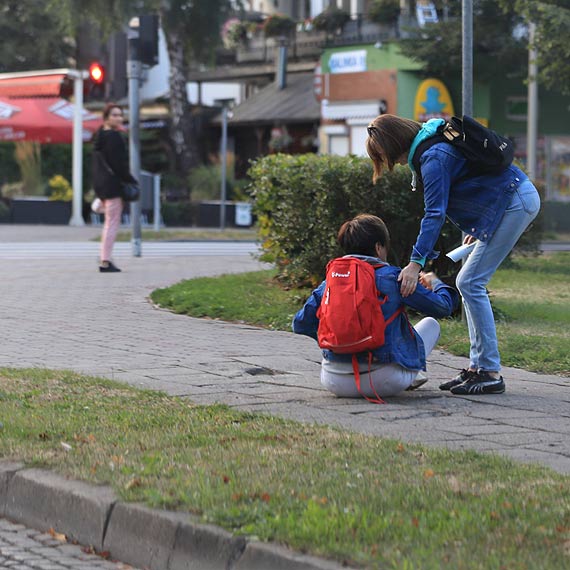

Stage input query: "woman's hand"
[
  {"left": 463, "top": 234, "right": 477, "bottom": 245},
  {"left": 419, "top": 271, "right": 437, "bottom": 291},
  {"left": 398, "top": 262, "right": 422, "bottom": 297}
]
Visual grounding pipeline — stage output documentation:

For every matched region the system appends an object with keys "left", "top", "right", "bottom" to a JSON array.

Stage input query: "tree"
[
  {"left": 0, "top": 1, "right": 74, "bottom": 72},
  {"left": 50, "top": 0, "right": 233, "bottom": 187},
  {"left": 158, "top": 0, "right": 232, "bottom": 182},
  {"left": 500, "top": 0, "right": 570, "bottom": 95},
  {"left": 398, "top": 0, "right": 527, "bottom": 83}
]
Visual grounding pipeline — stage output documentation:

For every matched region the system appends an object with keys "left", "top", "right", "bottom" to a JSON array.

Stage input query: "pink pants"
[{"left": 100, "top": 197, "right": 123, "bottom": 262}]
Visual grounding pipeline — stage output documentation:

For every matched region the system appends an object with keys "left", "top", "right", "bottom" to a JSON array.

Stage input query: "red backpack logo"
[{"left": 317, "top": 257, "right": 403, "bottom": 404}]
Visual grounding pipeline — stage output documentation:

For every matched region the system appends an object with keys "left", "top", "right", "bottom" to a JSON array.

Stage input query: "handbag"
[{"left": 121, "top": 182, "right": 140, "bottom": 202}]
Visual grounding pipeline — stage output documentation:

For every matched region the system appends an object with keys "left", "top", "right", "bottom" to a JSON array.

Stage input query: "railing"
[{"left": 228, "top": 15, "right": 397, "bottom": 65}]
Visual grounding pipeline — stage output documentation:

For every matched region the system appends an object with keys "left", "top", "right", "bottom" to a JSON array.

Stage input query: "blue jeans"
[{"left": 456, "top": 180, "right": 541, "bottom": 372}]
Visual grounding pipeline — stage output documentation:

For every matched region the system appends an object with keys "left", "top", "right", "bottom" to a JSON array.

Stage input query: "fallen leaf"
[
  {"left": 48, "top": 527, "right": 67, "bottom": 542},
  {"left": 222, "top": 475, "right": 230, "bottom": 484},
  {"left": 260, "top": 492, "right": 271, "bottom": 503},
  {"left": 423, "top": 469, "right": 435, "bottom": 479},
  {"left": 396, "top": 443, "right": 405, "bottom": 452},
  {"left": 490, "top": 511, "right": 500, "bottom": 520},
  {"left": 411, "top": 517, "right": 419, "bottom": 527},
  {"left": 125, "top": 477, "right": 142, "bottom": 491}
]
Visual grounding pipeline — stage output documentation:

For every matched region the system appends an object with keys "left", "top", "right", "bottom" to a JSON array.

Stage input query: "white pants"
[{"left": 320, "top": 317, "right": 440, "bottom": 398}]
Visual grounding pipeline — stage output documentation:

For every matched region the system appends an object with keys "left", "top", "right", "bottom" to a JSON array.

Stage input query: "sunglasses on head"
[{"left": 367, "top": 125, "right": 377, "bottom": 137}]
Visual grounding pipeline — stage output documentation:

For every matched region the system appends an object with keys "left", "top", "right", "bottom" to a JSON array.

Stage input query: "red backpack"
[{"left": 316, "top": 257, "right": 404, "bottom": 404}]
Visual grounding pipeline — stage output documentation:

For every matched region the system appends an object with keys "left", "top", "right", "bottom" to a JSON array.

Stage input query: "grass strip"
[
  {"left": 92, "top": 229, "right": 258, "bottom": 242},
  {"left": 150, "top": 253, "right": 570, "bottom": 376},
  {"left": 1, "top": 368, "right": 569, "bottom": 569}
]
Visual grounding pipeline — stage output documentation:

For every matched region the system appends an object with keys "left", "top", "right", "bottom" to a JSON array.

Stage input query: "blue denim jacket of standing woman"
[
  {"left": 292, "top": 256, "right": 459, "bottom": 371},
  {"left": 408, "top": 119, "right": 529, "bottom": 266}
]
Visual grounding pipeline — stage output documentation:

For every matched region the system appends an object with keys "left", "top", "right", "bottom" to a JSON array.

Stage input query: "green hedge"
[
  {"left": 247, "top": 154, "right": 465, "bottom": 287},
  {"left": 248, "top": 154, "right": 542, "bottom": 287}
]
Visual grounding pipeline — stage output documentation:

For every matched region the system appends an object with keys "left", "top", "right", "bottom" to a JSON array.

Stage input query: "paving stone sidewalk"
[
  {"left": 0, "top": 247, "right": 568, "bottom": 474},
  {"left": 0, "top": 517, "right": 139, "bottom": 570}
]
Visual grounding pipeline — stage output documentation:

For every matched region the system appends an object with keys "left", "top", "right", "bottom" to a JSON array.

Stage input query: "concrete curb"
[{"left": 0, "top": 461, "right": 353, "bottom": 570}]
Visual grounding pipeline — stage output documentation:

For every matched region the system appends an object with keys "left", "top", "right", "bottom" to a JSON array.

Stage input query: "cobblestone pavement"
[
  {"left": 0, "top": 518, "right": 139, "bottom": 569},
  {"left": 0, "top": 250, "right": 568, "bottom": 474}
]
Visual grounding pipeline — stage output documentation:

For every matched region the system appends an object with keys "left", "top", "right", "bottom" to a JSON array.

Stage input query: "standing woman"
[
  {"left": 92, "top": 103, "right": 137, "bottom": 273},
  {"left": 366, "top": 115, "right": 540, "bottom": 395}
]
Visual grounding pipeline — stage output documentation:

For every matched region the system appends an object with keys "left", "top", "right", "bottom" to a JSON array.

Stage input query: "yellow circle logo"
[{"left": 414, "top": 78, "right": 454, "bottom": 122}]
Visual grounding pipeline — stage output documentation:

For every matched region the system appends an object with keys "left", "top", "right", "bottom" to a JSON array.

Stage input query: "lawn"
[
  {"left": 93, "top": 228, "right": 258, "bottom": 242},
  {"left": 1, "top": 368, "right": 568, "bottom": 569},
  {"left": 151, "top": 252, "right": 570, "bottom": 377}
]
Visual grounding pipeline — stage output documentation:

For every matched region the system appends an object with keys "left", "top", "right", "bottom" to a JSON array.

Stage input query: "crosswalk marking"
[{"left": 0, "top": 241, "right": 260, "bottom": 259}]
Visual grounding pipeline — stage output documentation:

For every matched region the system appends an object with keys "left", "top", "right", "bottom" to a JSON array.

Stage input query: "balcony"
[{"left": 225, "top": 16, "right": 397, "bottom": 65}]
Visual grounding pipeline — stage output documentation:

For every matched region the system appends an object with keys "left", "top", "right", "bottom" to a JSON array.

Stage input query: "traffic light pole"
[{"left": 127, "top": 29, "right": 142, "bottom": 257}]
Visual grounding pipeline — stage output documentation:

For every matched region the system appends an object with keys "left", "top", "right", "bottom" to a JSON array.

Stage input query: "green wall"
[{"left": 321, "top": 43, "right": 421, "bottom": 73}]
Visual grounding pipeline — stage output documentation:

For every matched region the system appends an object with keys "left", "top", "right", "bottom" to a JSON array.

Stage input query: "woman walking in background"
[
  {"left": 366, "top": 114, "right": 540, "bottom": 395},
  {"left": 92, "top": 103, "right": 137, "bottom": 273}
]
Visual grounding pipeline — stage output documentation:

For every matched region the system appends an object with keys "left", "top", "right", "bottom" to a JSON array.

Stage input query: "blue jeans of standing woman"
[{"left": 456, "top": 180, "right": 541, "bottom": 372}]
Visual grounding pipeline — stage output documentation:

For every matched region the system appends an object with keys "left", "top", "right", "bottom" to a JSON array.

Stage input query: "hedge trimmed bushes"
[{"left": 248, "top": 153, "right": 464, "bottom": 287}]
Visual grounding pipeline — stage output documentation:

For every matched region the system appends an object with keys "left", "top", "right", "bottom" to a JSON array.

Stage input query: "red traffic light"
[{"left": 89, "top": 62, "right": 105, "bottom": 84}]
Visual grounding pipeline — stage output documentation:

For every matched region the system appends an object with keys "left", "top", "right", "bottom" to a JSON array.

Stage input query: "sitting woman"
[{"left": 292, "top": 214, "right": 459, "bottom": 399}]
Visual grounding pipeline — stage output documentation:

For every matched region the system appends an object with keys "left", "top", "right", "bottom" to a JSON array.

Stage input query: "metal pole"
[
  {"left": 127, "top": 30, "right": 142, "bottom": 256},
  {"left": 219, "top": 105, "right": 228, "bottom": 231},
  {"left": 461, "top": 0, "right": 473, "bottom": 322},
  {"left": 153, "top": 174, "right": 161, "bottom": 231},
  {"left": 462, "top": 0, "right": 473, "bottom": 117},
  {"left": 526, "top": 22, "right": 538, "bottom": 181},
  {"left": 69, "top": 72, "right": 86, "bottom": 226}
]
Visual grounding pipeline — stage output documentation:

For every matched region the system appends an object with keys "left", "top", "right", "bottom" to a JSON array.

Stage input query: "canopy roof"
[
  {"left": 0, "top": 69, "right": 73, "bottom": 99},
  {"left": 0, "top": 97, "right": 101, "bottom": 144}
]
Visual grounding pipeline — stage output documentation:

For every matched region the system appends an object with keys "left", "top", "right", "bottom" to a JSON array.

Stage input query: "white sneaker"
[{"left": 407, "top": 371, "right": 428, "bottom": 391}]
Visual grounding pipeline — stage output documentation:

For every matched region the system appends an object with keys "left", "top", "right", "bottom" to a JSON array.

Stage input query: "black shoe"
[
  {"left": 99, "top": 261, "right": 121, "bottom": 273},
  {"left": 450, "top": 371, "right": 505, "bottom": 395},
  {"left": 439, "top": 369, "right": 477, "bottom": 391}
]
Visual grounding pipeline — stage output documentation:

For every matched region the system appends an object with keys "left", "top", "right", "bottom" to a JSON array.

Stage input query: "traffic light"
[{"left": 87, "top": 61, "right": 106, "bottom": 100}]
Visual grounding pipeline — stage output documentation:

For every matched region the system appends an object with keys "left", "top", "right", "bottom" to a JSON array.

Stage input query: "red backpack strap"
[{"left": 352, "top": 353, "right": 386, "bottom": 405}]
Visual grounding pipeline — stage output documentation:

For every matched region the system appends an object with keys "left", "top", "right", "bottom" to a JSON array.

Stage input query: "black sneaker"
[
  {"left": 439, "top": 369, "right": 477, "bottom": 391},
  {"left": 450, "top": 371, "right": 505, "bottom": 395},
  {"left": 99, "top": 261, "right": 121, "bottom": 273}
]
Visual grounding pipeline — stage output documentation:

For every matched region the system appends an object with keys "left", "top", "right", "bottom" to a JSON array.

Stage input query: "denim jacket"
[
  {"left": 292, "top": 256, "right": 459, "bottom": 371},
  {"left": 408, "top": 123, "right": 529, "bottom": 266}
]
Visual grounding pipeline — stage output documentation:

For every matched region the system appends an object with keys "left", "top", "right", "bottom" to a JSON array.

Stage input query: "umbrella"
[{"left": 0, "top": 97, "right": 102, "bottom": 144}]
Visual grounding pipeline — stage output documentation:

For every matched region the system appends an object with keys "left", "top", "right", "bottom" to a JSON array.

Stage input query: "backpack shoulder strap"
[{"left": 411, "top": 132, "right": 448, "bottom": 178}]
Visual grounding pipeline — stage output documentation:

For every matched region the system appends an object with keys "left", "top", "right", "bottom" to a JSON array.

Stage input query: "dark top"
[{"left": 92, "top": 128, "right": 137, "bottom": 199}]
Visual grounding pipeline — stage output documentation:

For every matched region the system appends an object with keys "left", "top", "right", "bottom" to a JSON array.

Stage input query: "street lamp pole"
[
  {"left": 526, "top": 22, "right": 538, "bottom": 181},
  {"left": 69, "top": 70, "right": 88, "bottom": 227},
  {"left": 461, "top": 0, "right": 473, "bottom": 322},
  {"left": 219, "top": 104, "right": 228, "bottom": 231},
  {"left": 462, "top": 0, "right": 473, "bottom": 117}
]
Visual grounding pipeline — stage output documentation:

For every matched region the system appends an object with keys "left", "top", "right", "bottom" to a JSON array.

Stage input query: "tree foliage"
[
  {"left": 399, "top": 0, "right": 527, "bottom": 82},
  {"left": 0, "top": 1, "right": 74, "bottom": 72},
  {"left": 500, "top": 0, "right": 570, "bottom": 95}
]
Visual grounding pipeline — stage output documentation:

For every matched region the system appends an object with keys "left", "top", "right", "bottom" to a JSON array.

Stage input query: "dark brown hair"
[
  {"left": 366, "top": 114, "right": 421, "bottom": 183},
  {"left": 102, "top": 103, "right": 123, "bottom": 120},
  {"left": 337, "top": 214, "right": 391, "bottom": 257}
]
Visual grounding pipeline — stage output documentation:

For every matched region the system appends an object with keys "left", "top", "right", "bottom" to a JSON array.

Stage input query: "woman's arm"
[{"left": 400, "top": 153, "right": 451, "bottom": 296}]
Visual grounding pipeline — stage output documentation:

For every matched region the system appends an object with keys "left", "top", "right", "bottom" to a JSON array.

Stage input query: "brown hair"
[
  {"left": 366, "top": 114, "right": 421, "bottom": 183},
  {"left": 102, "top": 103, "right": 122, "bottom": 120},
  {"left": 337, "top": 214, "right": 391, "bottom": 257}
]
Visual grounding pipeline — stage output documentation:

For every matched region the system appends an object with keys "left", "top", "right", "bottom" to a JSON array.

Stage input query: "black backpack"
[{"left": 411, "top": 115, "right": 514, "bottom": 190}]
